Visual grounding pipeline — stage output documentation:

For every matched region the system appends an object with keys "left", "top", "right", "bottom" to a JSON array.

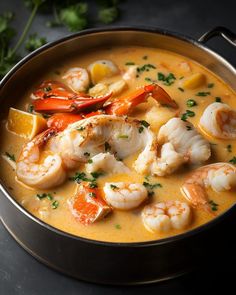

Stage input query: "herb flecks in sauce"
[
  {"left": 157, "top": 72, "right": 176, "bottom": 86},
  {"left": 196, "top": 91, "right": 211, "bottom": 97},
  {"left": 5, "top": 152, "right": 15, "bottom": 162}
]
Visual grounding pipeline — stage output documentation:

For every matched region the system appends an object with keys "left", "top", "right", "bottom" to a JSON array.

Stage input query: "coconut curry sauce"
[{"left": 1, "top": 46, "right": 236, "bottom": 242}]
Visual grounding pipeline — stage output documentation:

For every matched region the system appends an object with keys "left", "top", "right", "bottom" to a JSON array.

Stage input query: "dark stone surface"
[{"left": 0, "top": 0, "right": 236, "bottom": 294}]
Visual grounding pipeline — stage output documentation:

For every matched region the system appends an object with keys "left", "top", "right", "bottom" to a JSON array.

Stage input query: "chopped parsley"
[
  {"left": 196, "top": 91, "right": 211, "bottom": 96},
  {"left": 125, "top": 62, "right": 135, "bottom": 65},
  {"left": 181, "top": 110, "right": 195, "bottom": 121},
  {"left": 88, "top": 192, "right": 96, "bottom": 198},
  {"left": 143, "top": 182, "right": 162, "bottom": 190},
  {"left": 140, "top": 120, "right": 150, "bottom": 128},
  {"left": 207, "top": 83, "right": 214, "bottom": 88},
  {"left": 143, "top": 55, "right": 148, "bottom": 60},
  {"left": 115, "top": 224, "right": 121, "bottom": 229},
  {"left": 186, "top": 99, "right": 197, "bottom": 107},
  {"left": 179, "top": 76, "right": 184, "bottom": 80},
  {"left": 84, "top": 152, "right": 90, "bottom": 157},
  {"left": 139, "top": 126, "right": 144, "bottom": 133},
  {"left": 28, "top": 104, "right": 34, "bottom": 113},
  {"left": 229, "top": 157, "right": 236, "bottom": 164},
  {"left": 77, "top": 126, "right": 85, "bottom": 131},
  {"left": 145, "top": 77, "right": 152, "bottom": 82},
  {"left": 137, "top": 64, "right": 156, "bottom": 73},
  {"left": 52, "top": 200, "right": 59, "bottom": 209},
  {"left": 117, "top": 134, "right": 129, "bottom": 139},
  {"left": 227, "top": 145, "right": 232, "bottom": 153},
  {"left": 88, "top": 159, "right": 93, "bottom": 164},
  {"left": 44, "top": 86, "right": 52, "bottom": 92},
  {"left": 89, "top": 182, "right": 98, "bottom": 188},
  {"left": 36, "top": 193, "right": 52, "bottom": 200},
  {"left": 186, "top": 125, "right": 192, "bottom": 131},
  {"left": 104, "top": 141, "right": 111, "bottom": 152},
  {"left": 157, "top": 72, "right": 176, "bottom": 86},
  {"left": 215, "top": 97, "right": 222, "bottom": 103},
  {"left": 36, "top": 193, "right": 59, "bottom": 209},
  {"left": 110, "top": 184, "right": 118, "bottom": 190},
  {"left": 90, "top": 171, "right": 104, "bottom": 179},
  {"left": 178, "top": 87, "right": 184, "bottom": 92},
  {"left": 5, "top": 152, "right": 15, "bottom": 162},
  {"left": 209, "top": 200, "right": 219, "bottom": 211}
]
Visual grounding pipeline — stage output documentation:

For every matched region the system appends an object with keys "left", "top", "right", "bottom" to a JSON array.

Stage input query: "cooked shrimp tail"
[
  {"left": 181, "top": 163, "right": 236, "bottom": 213},
  {"left": 16, "top": 128, "right": 66, "bottom": 189}
]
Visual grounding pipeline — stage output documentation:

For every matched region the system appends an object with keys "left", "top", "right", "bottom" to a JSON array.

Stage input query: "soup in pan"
[{"left": 1, "top": 46, "right": 236, "bottom": 242}]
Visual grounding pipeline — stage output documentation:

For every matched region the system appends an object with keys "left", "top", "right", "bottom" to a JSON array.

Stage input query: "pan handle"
[{"left": 198, "top": 26, "right": 236, "bottom": 47}]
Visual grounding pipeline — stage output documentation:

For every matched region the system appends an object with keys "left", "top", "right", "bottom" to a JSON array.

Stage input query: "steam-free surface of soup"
[{"left": 1, "top": 46, "right": 236, "bottom": 242}]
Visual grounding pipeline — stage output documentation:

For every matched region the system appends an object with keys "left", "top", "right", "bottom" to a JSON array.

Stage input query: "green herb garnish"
[
  {"left": 181, "top": 110, "right": 195, "bottom": 121},
  {"left": 105, "top": 141, "right": 111, "bottom": 152},
  {"left": 77, "top": 126, "right": 85, "bottom": 131},
  {"left": 88, "top": 192, "right": 96, "bottom": 198},
  {"left": 157, "top": 72, "right": 176, "bottom": 86},
  {"left": 110, "top": 184, "right": 118, "bottom": 190},
  {"left": 143, "top": 55, "right": 148, "bottom": 60},
  {"left": 139, "top": 126, "right": 144, "bottom": 133},
  {"left": 227, "top": 145, "right": 232, "bottom": 153},
  {"left": 125, "top": 62, "right": 135, "bottom": 66},
  {"left": 209, "top": 200, "right": 218, "bottom": 211},
  {"left": 207, "top": 83, "right": 214, "bottom": 88},
  {"left": 84, "top": 152, "right": 90, "bottom": 157},
  {"left": 186, "top": 99, "right": 197, "bottom": 107},
  {"left": 28, "top": 104, "right": 34, "bottom": 113},
  {"left": 115, "top": 224, "right": 121, "bottom": 229},
  {"left": 229, "top": 157, "right": 236, "bottom": 164},
  {"left": 143, "top": 182, "right": 162, "bottom": 189},
  {"left": 88, "top": 159, "right": 93, "bottom": 164},
  {"left": 196, "top": 91, "right": 211, "bottom": 96},
  {"left": 178, "top": 87, "right": 184, "bottom": 92},
  {"left": 186, "top": 125, "right": 192, "bottom": 131},
  {"left": 117, "top": 134, "right": 129, "bottom": 139},
  {"left": 25, "top": 33, "right": 46, "bottom": 52},
  {"left": 137, "top": 64, "right": 156, "bottom": 73},
  {"left": 140, "top": 120, "right": 150, "bottom": 128},
  {"left": 89, "top": 182, "right": 98, "bottom": 189},
  {"left": 215, "top": 97, "right": 222, "bottom": 103},
  {"left": 90, "top": 171, "right": 104, "bottom": 179},
  {"left": 52, "top": 200, "right": 59, "bottom": 209},
  {"left": 5, "top": 152, "right": 15, "bottom": 162}
]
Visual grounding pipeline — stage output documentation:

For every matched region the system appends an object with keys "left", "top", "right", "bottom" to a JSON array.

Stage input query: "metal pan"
[{"left": 0, "top": 26, "right": 236, "bottom": 285}]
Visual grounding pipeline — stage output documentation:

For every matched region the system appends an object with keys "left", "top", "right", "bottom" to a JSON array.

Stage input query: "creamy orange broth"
[{"left": 1, "top": 46, "right": 236, "bottom": 242}]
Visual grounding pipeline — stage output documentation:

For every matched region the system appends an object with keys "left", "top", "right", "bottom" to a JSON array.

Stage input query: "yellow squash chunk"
[
  {"left": 181, "top": 73, "right": 206, "bottom": 89},
  {"left": 90, "top": 63, "right": 114, "bottom": 84},
  {"left": 7, "top": 108, "right": 47, "bottom": 139}
]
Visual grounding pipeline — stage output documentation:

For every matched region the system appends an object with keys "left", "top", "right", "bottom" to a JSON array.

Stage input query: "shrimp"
[
  {"left": 181, "top": 163, "right": 236, "bottom": 213},
  {"left": 199, "top": 102, "right": 236, "bottom": 139},
  {"left": 16, "top": 128, "right": 66, "bottom": 189},
  {"left": 103, "top": 182, "right": 148, "bottom": 210},
  {"left": 142, "top": 201, "right": 191, "bottom": 233},
  {"left": 154, "top": 118, "right": 211, "bottom": 175},
  {"left": 86, "top": 153, "right": 130, "bottom": 175},
  {"left": 62, "top": 67, "right": 90, "bottom": 93},
  {"left": 122, "top": 65, "right": 138, "bottom": 80},
  {"left": 68, "top": 182, "right": 111, "bottom": 225}
]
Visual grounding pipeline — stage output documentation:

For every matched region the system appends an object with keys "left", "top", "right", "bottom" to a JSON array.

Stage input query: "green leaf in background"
[
  {"left": 25, "top": 33, "right": 47, "bottom": 52},
  {"left": 98, "top": 6, "right": 119, "bottom": 24},
  {"left": 59, "top": 3, "right": 88, "bottom": 32}
]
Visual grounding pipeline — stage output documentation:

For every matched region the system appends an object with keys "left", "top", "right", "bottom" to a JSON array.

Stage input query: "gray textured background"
[{"left": 0, "top": 0, "right": 236, "bottom": 294}]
